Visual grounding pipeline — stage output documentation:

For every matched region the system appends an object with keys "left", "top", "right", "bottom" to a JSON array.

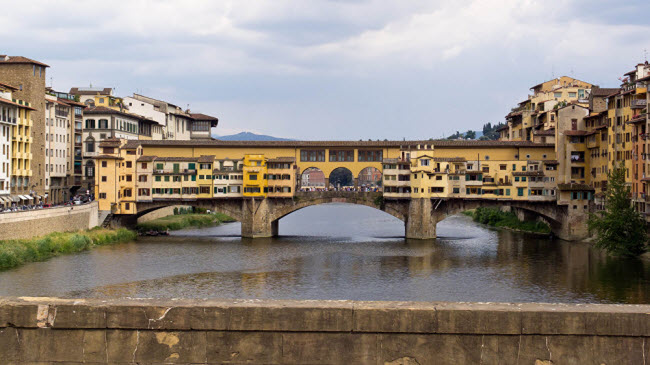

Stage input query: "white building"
[
  {"left": 44, "top": 94, "right": 72, "bottom": 203},
  {"left": 0, "top": 82, "right": 19, "bottom": 206}
]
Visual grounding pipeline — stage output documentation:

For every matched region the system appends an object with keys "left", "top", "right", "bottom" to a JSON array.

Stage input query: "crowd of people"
[{"left": 298, "top": 185, "right": 382, "bottom": 193}]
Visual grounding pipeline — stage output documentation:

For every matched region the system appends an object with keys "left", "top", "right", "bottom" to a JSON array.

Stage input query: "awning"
[
  {"left": 0, "top": 197, "right": 9, "bottom": 203},
  {"left": 10, "top": 196, "right": 20, "bottom": 202},
  {"left": 19, "top": 195, "right": 32, "bottom": 200}
]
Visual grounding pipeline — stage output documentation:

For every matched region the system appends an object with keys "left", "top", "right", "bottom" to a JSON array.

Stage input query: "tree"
[
  {"left": 465, "top": 130, "right": 476, "bottom": 139},
  {"left": 588, "top": 163, "right": 648, "bottom": 257}
]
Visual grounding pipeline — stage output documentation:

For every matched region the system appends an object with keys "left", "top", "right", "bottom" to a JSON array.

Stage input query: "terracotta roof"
[
  {"left": 557, "top": 183, "right": 594, "bottom": 191},
  {"left": 190, "top": 113, "right": 219, "bottom": 122},
  {"left": 92, "top": 155, "right": 123, "bottom": 160},
  {"left": 512, "top": 171, "right": 545, "bottom": 177},
  {"left": 0, "top": 98, "right": 36, "bottom": 110},
  {"left": 137, "top": 155, "right": 157, "bottom": 162},
  {"left": 152, "top": 157, "right": 199, "bottom": 162},
  {"left": 563, "top": 130, "right": 588, "bottom": 136},
  {"left": 433, "top": 157, "right": 466, "bottom": 162},
  {"left": 591, "top": 87, "right": 620, "bottom": 97},
  {"left": 627, "top": 115, "right": 646, "bottom": 124},
  {"left": 69, "top": 87, "right": 112, "bottom": 96},
  {"left": 0, "top": 55, "right": 49, "bottom": 67},
  {"left": 60, "top": 98, "right": 87, "bottom": 107},
  {"left": 197, "top": 155, "right": 216, "bottom": 163},
  {"left": 121, "top": 139, "right": 555, "bottom": 149},
  {"left": 84, "top": 106, "right": 141, "bottom": 120},
  {"left": 542, "top": 160, "right": 559, "bottom": 165},
  {"left": 534, "top": 129, "right": 555, "bottom": 136},
  {"left": 0, "top": 82, "right": 18, "bottom": 90},
  {"left": 496, "top": 124, "right": 509, "bottom": 132},
  {"left": 98, "top": 139, "right": 121, "bottom": 147},
  {"left": 605, "top": 90, "right": 621, "bottom": 98},
  {"left": 267, "top": 157, "right": 296, "bottom": 163}
]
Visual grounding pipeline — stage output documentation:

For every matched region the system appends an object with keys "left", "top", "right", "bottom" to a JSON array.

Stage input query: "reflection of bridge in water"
[{"left": 117, "top": 191, "right": 588, "bottom": 241}]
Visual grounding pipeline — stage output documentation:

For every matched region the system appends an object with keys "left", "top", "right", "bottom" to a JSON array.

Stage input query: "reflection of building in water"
[{"left": 301, "top": 167, "right": 325, "bottom": 187}]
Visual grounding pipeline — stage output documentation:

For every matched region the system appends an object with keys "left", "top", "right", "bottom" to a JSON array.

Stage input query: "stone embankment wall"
[
  {"left": 0, "top": 202, "right": 98, "bottom": 240},
  {"left": 0, "top": 297, "right": 648, "bottom": 364}
]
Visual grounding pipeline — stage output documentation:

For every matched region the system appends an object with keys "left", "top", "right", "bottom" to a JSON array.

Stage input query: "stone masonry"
[
  {"left": 0, "top": 297, "right": 648, "bottom": 364},
  {"left": 0, "top": 201, "right": 98, "bottom": 240}
]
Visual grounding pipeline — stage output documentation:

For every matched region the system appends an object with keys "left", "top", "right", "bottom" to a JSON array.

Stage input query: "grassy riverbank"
[
  {"left": 136, "top": 212, "right": 236, "bottom": 232},
  {"left": 464, "top": 207, "right": 551, "bottom": 235},
  {"left": 0, "top": 228, "right": 137, "bottom": 271}
]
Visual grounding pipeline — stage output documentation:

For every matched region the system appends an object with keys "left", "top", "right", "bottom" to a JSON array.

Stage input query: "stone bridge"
[{"left": 118, "top": 192, "right": 589, "bottom": 240}]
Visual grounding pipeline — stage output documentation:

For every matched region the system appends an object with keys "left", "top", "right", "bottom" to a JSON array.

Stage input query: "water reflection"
[{"left": 0, "top": 204, "right": 648, "bottom": 303}]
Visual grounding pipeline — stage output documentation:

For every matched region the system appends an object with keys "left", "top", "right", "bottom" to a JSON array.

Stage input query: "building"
[
  {"left": 502, "top": 76, "right": 593, "bottom": 142},
  {"left": 128, "top": 94, "right": 193, "bottom": 140},
  {"left": 0, "top": 82, "right": 31, "bottom": 207},
  {"left": 44, "top": 94, "right": 71, "bottom": 203},
  {"left": 0, "top": 56, "right": 49, "bottom": 201}
]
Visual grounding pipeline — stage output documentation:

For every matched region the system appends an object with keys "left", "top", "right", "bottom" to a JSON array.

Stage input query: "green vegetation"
[
  {"left": 0, "top": 228, "right": 137, "bottom": 271},
  {"left": 478, "top": 122, "right": 505, "bottom": 140},
  {"left": 589, "top": 163, "right": 648, "bottom": 257},
  {"left": 373, "top": 195, "right": 384, "bottom": 207},
  {"left": 137, "top": 212, "right": 236, "bottom": 232},
  {"left": 467, "top": 207, "right": 551, "bottom": 234}
]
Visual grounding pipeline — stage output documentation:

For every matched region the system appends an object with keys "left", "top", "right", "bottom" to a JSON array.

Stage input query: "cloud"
[{"left": 1, "top": 0, "right": 649, "bottom": 139}]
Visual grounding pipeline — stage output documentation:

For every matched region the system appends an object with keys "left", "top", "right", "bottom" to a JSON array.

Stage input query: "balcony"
[{"left": 631, "top": 99, "right": 647, "bottom": 109}]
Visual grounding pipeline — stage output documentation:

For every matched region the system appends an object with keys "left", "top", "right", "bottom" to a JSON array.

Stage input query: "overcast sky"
[{"left": 2, "top": 0, "right": 649, "bottom": 139}]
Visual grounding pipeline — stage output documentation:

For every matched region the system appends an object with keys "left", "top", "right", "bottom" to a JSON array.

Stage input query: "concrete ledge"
[{"left": 1, "top": 297, "right": 649, "bottom": 364}]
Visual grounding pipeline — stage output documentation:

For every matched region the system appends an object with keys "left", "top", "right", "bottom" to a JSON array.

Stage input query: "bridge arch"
[
  {"left": 269, "top": 192, "right": 407, "bottom": 223},
  {"left": 358, "top": 166, "right": 382, "bottom": 188},
  {"left": 300, "top": 167, "right": 326, "bottom": 189}
]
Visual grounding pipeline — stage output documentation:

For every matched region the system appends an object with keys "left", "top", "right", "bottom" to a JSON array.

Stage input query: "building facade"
[{"left": 0, "top": 56, "right": 48, "bottom": 201}]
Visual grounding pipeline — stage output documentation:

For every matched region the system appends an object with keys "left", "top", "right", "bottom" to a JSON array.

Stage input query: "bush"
[
  {"left": 470, "top": 207, "right": 550, "bottom": 234},
  {"left": 173, "top": 207, "right": 179, "bottom": 215},
  {"left": 0, "top": 228, "right": 137, "bottom": 271}
]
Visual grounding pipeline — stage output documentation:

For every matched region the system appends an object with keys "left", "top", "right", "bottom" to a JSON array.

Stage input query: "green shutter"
[
  {"left": 189, "top": 163, "right": 196, "bottom": 170},
  {"left": 191, "top": 175, "right": 196, "bottom": 181}
]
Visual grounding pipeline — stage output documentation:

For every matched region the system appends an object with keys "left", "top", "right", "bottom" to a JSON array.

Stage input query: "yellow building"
[
  {"left": 11, "top": 98, "right": 34, "bottom": 198},
  {"left": 243, "top": 154, "right": 268, "bottom": 197}
]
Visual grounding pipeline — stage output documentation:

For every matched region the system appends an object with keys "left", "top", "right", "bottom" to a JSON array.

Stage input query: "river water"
[{"left": 0, "top": 204, "right": 648, "bottom": 303}]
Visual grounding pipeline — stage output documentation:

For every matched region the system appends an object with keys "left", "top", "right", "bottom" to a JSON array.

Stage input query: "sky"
[{"left": 2, "top": 0, "right": 650, "bottom": 140}]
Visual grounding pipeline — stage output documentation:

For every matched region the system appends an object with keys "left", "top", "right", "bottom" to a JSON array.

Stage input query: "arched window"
[
  {"left": 85, "top": 137, "right": 95, "bottom": 153},
  {"left": 85, "top": 161, "right": 95, "bottom": 178}
]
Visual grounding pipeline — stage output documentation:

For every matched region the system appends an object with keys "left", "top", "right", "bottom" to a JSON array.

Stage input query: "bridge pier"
[
  {"left": 405, "top": 198, "right": 439, "bottom": 239},
  {"left": 241, "top": 198, "right": 279, "bottom": 238}
]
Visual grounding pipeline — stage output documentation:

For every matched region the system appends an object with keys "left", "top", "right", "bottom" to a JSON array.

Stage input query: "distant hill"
[{"left": 212, "top": 132, "right": 293, "bottom": 141}]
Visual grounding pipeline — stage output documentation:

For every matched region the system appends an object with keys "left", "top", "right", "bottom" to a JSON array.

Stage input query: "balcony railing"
[{"left": 631, "top": 99, "right": 647, "bottom": 109}]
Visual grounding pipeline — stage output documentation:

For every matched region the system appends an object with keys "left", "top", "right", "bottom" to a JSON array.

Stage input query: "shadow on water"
[{"left": 0, "top": 204, "right": 649, "bottom": 303}]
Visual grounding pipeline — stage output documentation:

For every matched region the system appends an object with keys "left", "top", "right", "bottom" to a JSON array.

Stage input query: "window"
[
  {"left": 126, "top": 161, "right": 132, "bottom": 168},
  {"left": 420, "top": 159, "right": 430, "bottom": 166},
  {"left": 99, "top": 193, "right": 106, "bottom": 199},
  {"left": 156, "top": 163, "right": 163, "bottom": 170},
  {"left": 98, "top": 119, "right": 109, "bottom": 129},
  {"left": 249, "top": 174, "right": 258, "bottom": 180},
  {"left": 518, "top": 188, "right": 524, "bottom": 196},
  {"left": 554, "top": 92, "right": 562, "bottom": 98},
  {"left": 141, "top": 163, "right": 147, "bottom": 169},
  {"left": 506, "top": 189, "right": 510, "bottom": 196},
  {"left": 358, "top": 150, "right": 382, "bottom": 162},
  {"left": 300, "top": 150, "right": 325, "bottom": 162},
  {"left": 101, "top": 176, "right": 107, "bottom": 182},
  {"left": 85, "top": 138, "right": 95, "bottom": 153},
  {"left": 85, "top": 119, "right": 95, "bottom": 129},
  {"left": 101, "top": 161, "right": 107, "bottom": 168},
  {"left": 329, "top": 150, "right": 354, "bottom": 162},
  {"left": 188, "top": 163, "right": 196, "bottom": 170},
  {"left": 164, "top": 176, "right": 170, "bottom": 182}
]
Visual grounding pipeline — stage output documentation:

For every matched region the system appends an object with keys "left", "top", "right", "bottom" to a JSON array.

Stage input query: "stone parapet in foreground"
[{"left": 0, "top": 297, "right": 648, "bottom": 364}]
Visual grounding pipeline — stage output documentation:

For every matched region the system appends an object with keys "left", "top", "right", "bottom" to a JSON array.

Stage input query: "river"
[{"left": 0, "top": 203, "right": 648, "bottom": 303}]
